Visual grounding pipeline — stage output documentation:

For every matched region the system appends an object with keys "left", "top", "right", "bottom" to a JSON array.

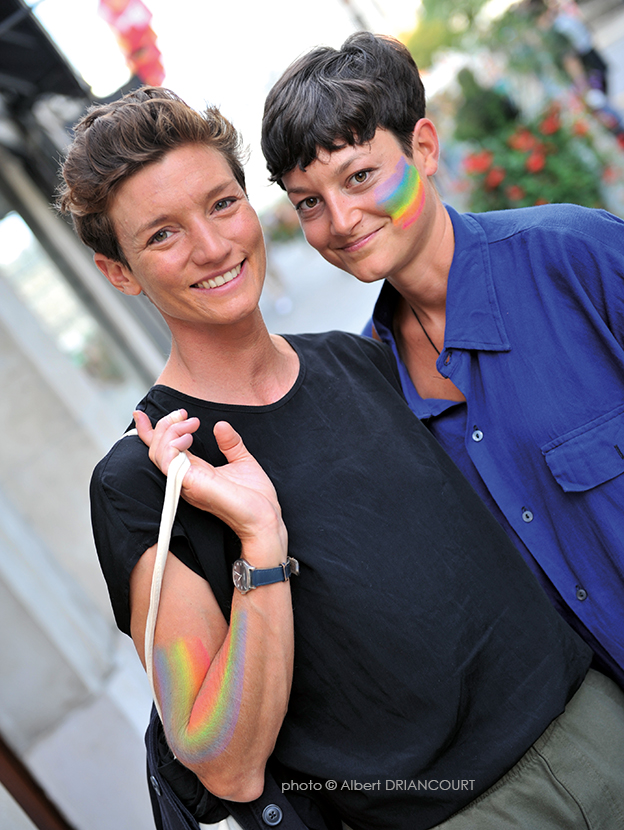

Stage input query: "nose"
[
  {"left": 190, "top": 218, "right": 232, "bottom": 265},
  {"left": 327, "top": 194, "right": 362, "bottom": 238}
]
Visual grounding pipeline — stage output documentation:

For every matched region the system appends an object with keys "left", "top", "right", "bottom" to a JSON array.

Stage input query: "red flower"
[
  {"left": 539, "top": 109, "right": 561, "bottom": 135},
  {"left": 603, "top": 165, "right": 620, "bottom": 184},
  {"left": 464, "top": 149, "right": 494, "bottom": 174},
  {"left": 534, "top": 197, "right": 549, "bottom": 205},
  {"left": 484, "top": 166, "right": 506, "bottom": 189},
  {"left": 505, "top": 184, "right": 525, "bottom": 201},
  {"left": 526, "top": 151, "right": 546, "bottom": 173},
  {"left": 572, "top": 119, "right": 589, "bottom": 137},
  {"left": 508, "top": 128, "right": 538, "bottom": 152}
]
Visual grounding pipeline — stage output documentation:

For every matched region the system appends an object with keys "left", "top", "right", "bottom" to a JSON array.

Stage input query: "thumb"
[
  {"left": 133, "top": 410, "right": 154, "bottom": 446},
  {"left": 213, "top": 421, "right": 250, "bottom": 463}
]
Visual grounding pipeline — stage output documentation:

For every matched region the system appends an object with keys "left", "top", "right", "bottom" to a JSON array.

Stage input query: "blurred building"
[{"left": 0, "top": 1, "right": 170, "bottom": 827}]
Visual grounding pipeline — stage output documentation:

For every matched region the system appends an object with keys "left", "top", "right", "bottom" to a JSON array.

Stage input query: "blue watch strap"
[{"left": 249, "top": 557, "right": 299, "bottom": 588}]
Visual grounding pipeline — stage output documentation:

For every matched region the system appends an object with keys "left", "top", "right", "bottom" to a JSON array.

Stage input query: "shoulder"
[
  {"left": 285, "top": 329, "right": 396, "bottom": 365},
  {"left": 467, "top": 204, "right": 624, "bottom": 249},
  {"left": 90, "top": 387, "right": 172, "bottom": 511},
  {"left": 284, "top": 330, "right": 400, "bottom": 384},
  {"left": 90, "top": 432, "right": 163, "bottom": 521}
]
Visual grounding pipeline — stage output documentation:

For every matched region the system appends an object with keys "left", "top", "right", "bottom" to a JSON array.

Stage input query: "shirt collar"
[
  {"left": 443, "top": 205, "right": 510, "bottom": 352},
  {"left": 372, "top": 205, "right": 510, "bottom": 355},
  {"left": 371, "top": 283, "right": 457, "bottom": 419}
]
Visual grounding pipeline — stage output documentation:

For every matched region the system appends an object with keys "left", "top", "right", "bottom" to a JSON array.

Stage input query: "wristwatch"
[{"left": 232, "top": 556, "right": 299, "bottom": 594}]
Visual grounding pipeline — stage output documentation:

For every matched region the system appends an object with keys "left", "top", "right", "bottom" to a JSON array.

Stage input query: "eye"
[
  {"left": 148, "top": 229, "right": 171, "bottom": 245},
  {"left": 350, "top": 169, "right": 370, "bottom": 185},
  {"left": 214, "top": 198, "right": 235, "bottom": 212},
  {"left": 296, "top": 196, "right": 320, "bottom": 212}
]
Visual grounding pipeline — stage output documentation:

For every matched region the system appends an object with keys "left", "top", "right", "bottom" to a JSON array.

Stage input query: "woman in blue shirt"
[{"left": 262, "top": 31, "right": 624, "bottom": 686}]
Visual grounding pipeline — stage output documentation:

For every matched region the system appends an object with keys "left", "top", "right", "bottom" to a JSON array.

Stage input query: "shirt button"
[
  {"left": 262, "top": 804, "right": 283, "bottom": 826},
  {"left": 521, "top": 508, "right": 534, "bottom": 523},
  {"left": 472, "top": 428, "right": 484, "bottom": 442},
  {"left": 576, "top": 586, "right": 588, "bottom": 601},
  {"left": 149, "top": 775, "right": 162, "bottom": 797}
]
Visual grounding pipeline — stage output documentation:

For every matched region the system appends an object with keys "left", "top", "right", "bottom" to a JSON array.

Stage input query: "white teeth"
[{"left": 196, "top": 263, "right": 242, "bottom": 290}]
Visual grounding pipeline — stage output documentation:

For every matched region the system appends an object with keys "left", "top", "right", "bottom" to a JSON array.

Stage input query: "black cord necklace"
[{"left": 410, "top": 306, "right": 441, "bottom": 356}]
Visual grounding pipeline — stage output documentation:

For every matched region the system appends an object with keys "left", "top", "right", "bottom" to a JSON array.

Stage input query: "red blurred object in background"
[{"left": 98, "top": 0, "right": 165, "bottom": 86}]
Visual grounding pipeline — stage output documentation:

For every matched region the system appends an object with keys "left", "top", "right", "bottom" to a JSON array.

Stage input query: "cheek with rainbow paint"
[
  {"left": 154, "top": 608, "right": 248, "bottom": 764},
  {"left": 374, "top": 156, "right": 425, "bottom": 230}
]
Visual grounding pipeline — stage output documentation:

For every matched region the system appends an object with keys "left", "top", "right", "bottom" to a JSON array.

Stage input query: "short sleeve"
[{"left": 90, "top": 434, "right": 228, "bottom": 635}]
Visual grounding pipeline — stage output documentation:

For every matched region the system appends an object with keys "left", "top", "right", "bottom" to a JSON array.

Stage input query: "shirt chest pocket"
[{"left": 541, "top": 403, "right": 624, "bottom": 492}]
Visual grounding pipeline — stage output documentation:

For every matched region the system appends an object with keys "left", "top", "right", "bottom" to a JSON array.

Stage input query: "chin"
[{"left": 350, "top": 267, "right": 388, "bottom": 285}]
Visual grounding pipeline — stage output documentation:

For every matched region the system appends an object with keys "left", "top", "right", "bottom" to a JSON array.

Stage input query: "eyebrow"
[
  {"left": 133, "top": 177, "right": 235, "bottom": 238},
  {"left": 286, "top": 149, "right": 372, "bottom": 195}
]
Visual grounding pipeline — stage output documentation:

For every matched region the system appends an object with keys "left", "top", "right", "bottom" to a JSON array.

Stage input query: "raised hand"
[{"left": 133, "top": 409, "right": 286, "bottom": 550}]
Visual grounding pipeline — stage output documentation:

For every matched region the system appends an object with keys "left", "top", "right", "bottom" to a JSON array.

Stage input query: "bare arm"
[{"left": 129, "top": 410, "right": 294, "bottom": 801}]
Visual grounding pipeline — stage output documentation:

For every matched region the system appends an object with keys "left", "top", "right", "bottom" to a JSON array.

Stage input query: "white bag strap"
[{"left": 124, "top": 427, "right": 191, "bottom": 720}]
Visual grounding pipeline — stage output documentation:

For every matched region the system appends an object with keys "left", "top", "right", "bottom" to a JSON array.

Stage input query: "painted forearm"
[{"left": 154, "top": 608, "right": 248, "bottom": 764}]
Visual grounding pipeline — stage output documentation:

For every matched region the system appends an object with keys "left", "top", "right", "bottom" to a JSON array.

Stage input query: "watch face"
[{"left": 232, "top": 560, "right": 250, "bottom": 593}]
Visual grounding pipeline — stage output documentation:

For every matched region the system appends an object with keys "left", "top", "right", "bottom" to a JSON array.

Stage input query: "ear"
[
  {"left": 411, "top": 118, "right": 440, "bottom": 177},
  {"left": 94, "top": 253, "right": 142, "bottom": 296}
]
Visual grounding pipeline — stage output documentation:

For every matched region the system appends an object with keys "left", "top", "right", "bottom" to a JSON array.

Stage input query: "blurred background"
[{"left": 0, "top": 0, "right": 623, "bottom": 827}]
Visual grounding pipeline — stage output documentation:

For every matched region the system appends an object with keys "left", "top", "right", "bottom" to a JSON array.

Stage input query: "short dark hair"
[
  {"left": 261, "top": 32, "right": 426, "bottom": 188},
  {"left": 58, "top": 87, "right": 247, "bottom": 266}
]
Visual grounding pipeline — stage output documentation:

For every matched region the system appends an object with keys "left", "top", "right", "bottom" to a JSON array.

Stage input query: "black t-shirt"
[{"left": 91, "top": 331, "right": 590, "bottom": 830}]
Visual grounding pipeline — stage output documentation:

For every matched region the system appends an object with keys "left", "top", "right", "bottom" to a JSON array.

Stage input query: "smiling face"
[
  {"left": 95, "top": 143, "right": 266, "bottom": 334},
  {"left": 282, "top": 123, "right": 439, "bottom": 285}
]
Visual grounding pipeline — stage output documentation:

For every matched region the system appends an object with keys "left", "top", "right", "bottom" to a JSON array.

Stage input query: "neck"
[
  {"left": 157, "top": 310, "right": 298, "bottom": 406},
  {"left": 388, "top": 200, "right": 454, "bottom": 322}
]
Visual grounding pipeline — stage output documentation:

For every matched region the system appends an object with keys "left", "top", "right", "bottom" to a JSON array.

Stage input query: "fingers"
[
  {"left": 213, "top": 421, "right": 250, "bottom": 463},
  {"left": 134, "top": 409, "right": 200, "bottom": 475}
]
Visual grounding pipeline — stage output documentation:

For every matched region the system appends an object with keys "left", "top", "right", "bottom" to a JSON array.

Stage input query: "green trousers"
[{"left": 433, "top": 669, "right": 624, "bottom": 830}]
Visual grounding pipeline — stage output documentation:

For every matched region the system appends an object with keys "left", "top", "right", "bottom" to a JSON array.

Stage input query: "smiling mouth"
[
  {"left": 193, "top": 262, "right": 242, "bottom": 289},
  {"left": 340, "top": 229, "right": 379, "bottom": 253}
]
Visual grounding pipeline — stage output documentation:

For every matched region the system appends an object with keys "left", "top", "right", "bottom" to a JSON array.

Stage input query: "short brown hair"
[
  {"left": 58, "top": 87, "right": 247, "bottom": 267},
  {"left": 262, "top": 32, "right": 426, "bottom": 188}
]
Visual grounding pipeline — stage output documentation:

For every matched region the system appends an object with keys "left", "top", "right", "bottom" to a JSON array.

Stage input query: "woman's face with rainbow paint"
[{"left": 282, "top": 126, "right": 433, "bottom": 284}]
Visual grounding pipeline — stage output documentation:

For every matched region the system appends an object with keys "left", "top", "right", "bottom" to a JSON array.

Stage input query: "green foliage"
[
  {"left": 454, "top": 69, "right": 519, "bottom": 143},
  {"left": 421, "top": 0, "right": 487, "bottom": 24},
  {"left": 406, "top": 0, "right": 490, "bottom": 69},
  {"left": 446, "top": 3, "right": 614, "bottom": 213},
  {"left": 462, "top": 105, "right": 605, "bottom": 212},
  {"left": 406, "top": 18, "right": 459, "bottom": 70},
  {"left": 486, "top": 1, "right": 571, "bottom": 79}
]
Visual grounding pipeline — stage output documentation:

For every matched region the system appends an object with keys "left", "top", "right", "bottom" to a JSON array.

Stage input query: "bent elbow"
[
  {"left": 200, "top": 767, "right": 266, "bottom": 803},
  {"left": 225, "top": 774, "right": 266, "bottom": 803}
]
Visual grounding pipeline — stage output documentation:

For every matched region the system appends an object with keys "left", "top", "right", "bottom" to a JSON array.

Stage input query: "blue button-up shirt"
[{"left": 367, "top": 203, "right": 624, "bottom": 685}]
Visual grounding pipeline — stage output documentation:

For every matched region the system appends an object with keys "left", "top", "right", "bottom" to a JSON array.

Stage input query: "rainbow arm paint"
[
  {"left": 375, "top": 156, "right": 425, "bottom": 229},
  {"left": 154, "top": 607, "right": 248, "bottom": 763}
]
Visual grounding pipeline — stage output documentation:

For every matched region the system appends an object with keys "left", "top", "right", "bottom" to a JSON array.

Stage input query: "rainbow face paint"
[
  {"left": 154, "top": 608, "right": 247, "bottom": 763},
  {"left": 375, "top": 156, "right": 425, "bottom": 229}
]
